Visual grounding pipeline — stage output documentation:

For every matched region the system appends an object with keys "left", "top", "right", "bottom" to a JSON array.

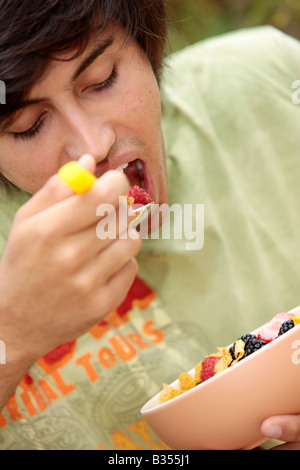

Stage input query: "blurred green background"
[{"left": 168, "top": 0, "right": 300, "bottom": 52}]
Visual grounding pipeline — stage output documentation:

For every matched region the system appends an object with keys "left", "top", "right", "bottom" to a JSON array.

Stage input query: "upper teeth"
[
  {"left": 116, "top": 163, "right": 129, "bottom": 172},
  {"left": 115, "top": 160, "right": 145, "bottom": 190}
]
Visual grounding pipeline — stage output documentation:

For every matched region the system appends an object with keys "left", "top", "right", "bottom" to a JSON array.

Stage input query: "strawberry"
[
  {"left": 200, "top": 356, "right": 222, "bottom": 383},
  {"left": 127, "top": 185, "right": 152, "bottom": 206},
  {"left": 258, "top": 312, "right": 295, "bottom": 343}
]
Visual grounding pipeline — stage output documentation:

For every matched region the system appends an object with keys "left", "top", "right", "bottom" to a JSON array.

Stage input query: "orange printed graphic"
[
  {"left": 38, "top": 379, "right": 59, "bottom": 403},
  {"left": 89, "top": 320, "right": 110, "bottom": 340},
  {"left": 37, "top": 361, "right": 75, "bottom": 397},
  {"left": 110, "top": 430, "right": 144, "bottom": 450},
  {"left": 109, "top": 335, "right": 137, "bottom": 361},
  {"left": 127, "top": 419, "right": 153, "bottom": 443},
  {"left": 37, "top": 341, "right": 77, "bottom": 396},
  {"left": 0, "top": 412, "right": 7, "bottom": 428},
  {"left": 98, "top": 347, "right": 117, "bottom": 369},
  {"left": 19, "top": 387, "right": 37, "bottom": 417},
  {"left": 75, "top": 353, "right": 99, "bottom": 382},
  {"left": 127, "top": 333, "right": 151, "bottom": 350},
  {"left": 107, "top": 309, "right": 130, "bottom": 328},
  {"left": 19, "top": 380, "right": 48, "bottom": 413},
  {"left": 143, "top": 320, "right": 165, "bottom": 344},
  {"left": 5, "top": 395, "right": 25, "bottom": 422},
  {"left": 47, "top": 370, "right": 75, "bottom": 396},
  {"left": 97, "top": 444, "right": 107, "bottom": 450},
  {"left": 18, "top": 377, "right": 59, "bottom": 417},
  {"left": 98, "top": 419, "right": 170, "bottom": 450}
]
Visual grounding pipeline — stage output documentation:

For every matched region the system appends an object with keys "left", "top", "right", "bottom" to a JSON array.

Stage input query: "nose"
[{"left": 63, "top": 110, "right": 116, "bottom": 164}]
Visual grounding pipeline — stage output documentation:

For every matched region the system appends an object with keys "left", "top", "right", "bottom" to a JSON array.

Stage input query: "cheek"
[
  {"left": 120, "top": 74, "right": 161, "bottom": 132},
  {"left": 0, "top": 142, "right": 58, "bottom": 194}
]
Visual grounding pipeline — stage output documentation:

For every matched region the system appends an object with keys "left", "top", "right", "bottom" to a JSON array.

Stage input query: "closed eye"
[
  {"left": 90, "top": 65, "right": 119, "bottom": 93},
  {"left": 11, "top": 112, "right": 47, "bottom": 142}
]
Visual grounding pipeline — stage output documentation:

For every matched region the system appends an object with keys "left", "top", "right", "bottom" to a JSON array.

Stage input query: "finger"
[
  {"left": 35, "top": 170, "right": 130, "bottom": 236},
  {"left": 91, "top": 234, "right": 141, "bottom": 285},
  {"left": 80, "top": 257, "right": 139, "bottom": 324},
  {"left": 70, "top": 231, "right": 141, "bottom": 288},
  {"left": 261, "top": 415, "right": 300, "bottom": 443},
  {"left": 63, "top": 208, "right": 138, "bottom": 264},
  {"left": 100, "top": 257, "right": 139, "bottom": 317},
  {"left": 15, "top": 155, "right": 96, "bottom": 222}
]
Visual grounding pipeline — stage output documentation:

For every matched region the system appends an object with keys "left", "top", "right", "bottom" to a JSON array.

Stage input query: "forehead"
[{"left": 31, "top": 28, "right": 123, "bottom": 90}]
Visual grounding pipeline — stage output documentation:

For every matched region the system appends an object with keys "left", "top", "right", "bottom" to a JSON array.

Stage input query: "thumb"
[
  {"left": 261, "top": 414, "right": 300, "bottom": 443},
  {"left": 16, "top": 154, "right": 96, "bottom": 222}
]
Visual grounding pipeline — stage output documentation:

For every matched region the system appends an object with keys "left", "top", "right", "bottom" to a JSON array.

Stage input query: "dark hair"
[{"left": 0, "top": 0, "right": 168, "bottom": 190}]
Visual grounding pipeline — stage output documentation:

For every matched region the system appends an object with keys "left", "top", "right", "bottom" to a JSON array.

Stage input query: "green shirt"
[{"left": 0, "top": 26, "right": 300, "bottom": 450}]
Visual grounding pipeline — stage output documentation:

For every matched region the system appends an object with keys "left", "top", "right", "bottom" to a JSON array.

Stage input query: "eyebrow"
[
  {"left": 72, "top": 36, "right": 114, "bottom": 82},
  {"left": 0, "top": 37, "right": 114, "bottom": 133}
]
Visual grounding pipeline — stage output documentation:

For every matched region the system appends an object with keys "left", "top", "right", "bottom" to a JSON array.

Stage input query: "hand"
[
  {"left": 261, "top": 414, "right": 300, "bottom": 450},
  {"left": 0, "top": 155, "right": 141, "bottom": 365}
]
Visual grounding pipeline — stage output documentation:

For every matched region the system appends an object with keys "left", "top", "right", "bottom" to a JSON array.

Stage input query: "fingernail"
[
  {"left": 263, "top": 424, "right": 282, "bottom": 439},
  {"left": 78, "top": 154, "right": 94, "bottom": 167}
]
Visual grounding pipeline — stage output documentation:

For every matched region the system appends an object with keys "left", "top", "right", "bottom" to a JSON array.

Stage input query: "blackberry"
[
  {"left": 244, "top": 337, "right": 267, "bottom": 357},
  {"left": 241, "top": 333, "right": 257, "bottom": 344},
  {"left": 278, "top": 320, "right": 295, "bottom": 337},
  {"left": 229, "top": 334, "right": 256, "bottom": 361},
  {"left": 229, "top": 345, "right": 235, "bottom": 361}
]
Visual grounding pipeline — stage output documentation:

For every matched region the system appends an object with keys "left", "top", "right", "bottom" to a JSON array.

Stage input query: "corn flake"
[
  {"left": 179, "top": 373, "right": 193, "bottom": 391},
  {"left": 179, "top": 373, "right": 199, "bottom": 391},
  {"left": 230, "top": 339, "right": 245, "bottom": 366},
  {"left": 160, "top": 384, "right": 183, "bottom": 403},
  {"left": 214, "top": 356, "right": 229, "bottom": 375},
  {"left": 194, "top": 362, "right": 202, "bottom": 381},
  {"left": 217, "top": 347, "right": 232, "bottom": 366}
]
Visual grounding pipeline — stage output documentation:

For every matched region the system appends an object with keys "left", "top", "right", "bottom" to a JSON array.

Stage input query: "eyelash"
[
  {"left": 11, "top": 65, "right": 119, "bottom": 142},
  {"left": 92, "top": 65, "right": 119, "bottom": 93},
  {"left": 12, "top": 113, "right": 46, "bottom": 142}
]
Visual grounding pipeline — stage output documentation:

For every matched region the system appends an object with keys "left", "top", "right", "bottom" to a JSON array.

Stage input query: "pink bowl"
[{"left": 141, "top": 306, "right": 300, "bottom": 450}]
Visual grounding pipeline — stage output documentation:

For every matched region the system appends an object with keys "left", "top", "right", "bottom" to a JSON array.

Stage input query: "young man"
[{"left": 0, "top": 0, "right": 299, "bottom": 450}]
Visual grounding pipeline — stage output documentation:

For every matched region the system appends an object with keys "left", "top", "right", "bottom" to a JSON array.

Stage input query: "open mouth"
[
  {"left": 117, "top": 159, "right": 146, "bottom": 191},
  {"left": 96, "top": 157, "right": 154, "bottom": 203}
]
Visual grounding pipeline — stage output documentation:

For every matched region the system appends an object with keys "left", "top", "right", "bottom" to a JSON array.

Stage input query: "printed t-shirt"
[{"left": 1, "top": 26, "right": 300, "bottom": 449}]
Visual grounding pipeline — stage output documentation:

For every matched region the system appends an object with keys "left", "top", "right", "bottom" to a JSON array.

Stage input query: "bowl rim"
[{"left": 141, "top": 309, "right": 300, "bottom": 415}]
